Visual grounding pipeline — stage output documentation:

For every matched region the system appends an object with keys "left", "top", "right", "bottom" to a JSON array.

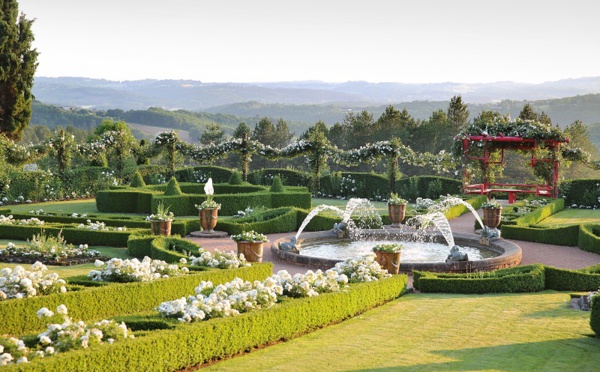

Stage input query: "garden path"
[{"left": 185, "top": 203, "right": 600, "bottom": 274}]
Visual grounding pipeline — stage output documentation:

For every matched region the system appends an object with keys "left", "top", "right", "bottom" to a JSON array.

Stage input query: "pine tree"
[
  {"left": 0, "top": 0, "right": 38, "bottom": 140},
  {"left": 447, "top": 95, "right": 470, "bottom": 131}
]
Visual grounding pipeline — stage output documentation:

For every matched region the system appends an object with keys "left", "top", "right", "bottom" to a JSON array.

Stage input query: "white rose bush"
[
  {"left": 0, "top": 262, "right": 67, "bottom": 300},
  {"left": 88, "top": 256, "right": 189, "bottom": 283},
  {"left": 188, "top": 250, "right": 249, "bottom": 269}
]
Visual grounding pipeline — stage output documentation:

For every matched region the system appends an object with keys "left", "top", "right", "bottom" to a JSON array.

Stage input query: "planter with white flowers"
[
  {"left": 387, "top": 193, "right": 408, "bottom": 228},
  {"left": 231, "top": 230, "right": 268, "bottom": 263},
  {"left": 372, "top": 243, "right": 402, "bottom": 274},
  {"left": 195, "top": 178, "right": 221, "bottom": 233},
  {"left": 146, "top": 202, "right": 173, "bottom": 236}
]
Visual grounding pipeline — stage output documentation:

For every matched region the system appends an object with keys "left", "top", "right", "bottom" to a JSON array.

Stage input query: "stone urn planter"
[
  {"left": 482, "top": 200, "right": 503, "bottom": 229},
  {"left": 150, "top": 220, "right": 172, "bottom": 236},
  {"left": 232, "top": 231, "right": 268, "bottom": 263},
  {"left": 373, "top": 243, "right": 402, "bottom": 274},
  {"left": 199, "top": 208, "right": 219, "bottom": 233},
  {"left": 236, "top": 241, "right": 266, "bottom": 263},
  {"left": 388, "top": 204, "right": 406, "bottom": 228}
]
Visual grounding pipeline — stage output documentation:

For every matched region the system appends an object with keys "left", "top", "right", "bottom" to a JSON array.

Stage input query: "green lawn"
[
  {"left": 311, "top": 197, "right": 392, "bottom": 216},
  {"left": 537, "top": 209, "right": 600, "bottom": 227},
  {"left": 204, "top": 291, "right": 599, "bottom": 371}
]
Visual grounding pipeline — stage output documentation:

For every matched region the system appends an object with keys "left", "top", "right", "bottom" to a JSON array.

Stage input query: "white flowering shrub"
[
  {"left": 88, "top": 256, "right": 189, "bottom": 283},
  {"left": 0, "top": 233, "right": 100, "bottom": 261},
  {"left": 0, "top": 262, "right": 67, "bottom": 300},
  {"left": 271, "top": 269, "right": 348, "bottom": 298},
  {"left": 0, "top": 214, "right": 44, "bottom": 226},
  {"left": 188, "top": 250, "right": 249, "bottom": 269},
  {"left": 157, "top": 277, "right": 283, "bottom": 323},
  {"left": 76, "top": 220, "right": 127, "bottom": 231},
  {"left": 0, "top": 305, "right": 133, "bottom": 365},
  {"left": 330, "top": 254, "right": 391, "bottom": 282}
]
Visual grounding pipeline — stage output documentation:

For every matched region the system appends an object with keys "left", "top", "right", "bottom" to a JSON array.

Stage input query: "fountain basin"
[{"left": 272, "top": 229, "right": 522, "bottom": 273}]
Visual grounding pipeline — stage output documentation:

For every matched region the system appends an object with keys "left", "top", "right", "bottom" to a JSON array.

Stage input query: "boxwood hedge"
[
  {"left": 591, "top": 295, "right": 600, "bottom": 336},
  {"left": 5, "top": 274, "right": 407, "bottom": 371}
]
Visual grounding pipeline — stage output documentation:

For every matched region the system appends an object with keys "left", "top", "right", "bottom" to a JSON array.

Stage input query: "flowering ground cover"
[{"left": 202, "top": 291, "right": 600, "bottom": 371}]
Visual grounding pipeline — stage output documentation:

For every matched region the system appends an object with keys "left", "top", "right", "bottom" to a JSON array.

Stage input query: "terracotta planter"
[
  {"left": 374, "top": 250, "right": 401, "bottom": 274},
  {"left": 236, "top": 241, "right": 265, "bottom": 263},
  {"left": 483, "top": 207, "right": 502, "bottom": 229},
  {"left": 388, "top": 204, "right": 406, "bottom": 228},
  {"left": 199, "top": 208, "right": 219, "bottom": 233},
  {"left": 150, "top": 220, "right": 172, "bottom": 236}
]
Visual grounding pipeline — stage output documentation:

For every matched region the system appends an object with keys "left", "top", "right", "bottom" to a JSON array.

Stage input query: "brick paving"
[{"left": 185, "top": 207, "right": 600, "bottom": 274}]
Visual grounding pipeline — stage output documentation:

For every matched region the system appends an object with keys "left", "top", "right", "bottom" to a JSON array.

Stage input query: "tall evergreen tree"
[
  {"left": 233, "top": 122, "right": 251, "bottom": 138},
  {"left": 199, "top": 123, "right": 225, "bottom": 145},
  {"left": 563, "top": 120, "right": 600, "bottom": 179},
  {"left": 447, "top": 95, "right": 470, "bottom": 132},
  {"left": 273, "top": 118, "right": 293, "bottom": 148},
  {"left": 518, "top": 103, "right": 538, "bottom": 121},
  {"left": 0, "top": 0, "right": 38, "bottom": 140}
]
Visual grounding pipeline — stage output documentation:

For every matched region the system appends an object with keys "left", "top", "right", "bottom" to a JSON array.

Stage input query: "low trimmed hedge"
[
  {"left": 0, "top": 224, "right": 135, "bottom": 247},
  {"left": 444, "top": 195, "right": 487, "bottom": 220},
  {"left": 579, "top": 224, "right": 600, "bottom": 254},
  {"left": 7, "top": 275, "right": 407, "bottom": 371},
  {"left": 545, "top": 264, "right": 600, "bottom": 291},
  {"left": 216, "top": 207, "right": 298, "bottom": 235},
  {"left": 413, "top": 265, "right": 546, "bottom": 293},
  {"left": 0, "top": 263, "right": 272, "bottom": 336}
]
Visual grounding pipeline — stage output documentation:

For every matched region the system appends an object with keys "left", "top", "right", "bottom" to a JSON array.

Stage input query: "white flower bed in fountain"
[
  {"left": 0, "top": 262, "right": 67, "bottom": 300},
  {"left": 88, "top": 256, "right": 189, "bottom": 283},
  {"left": 0, "top": 305, "right": 133, "bottom": 366}
]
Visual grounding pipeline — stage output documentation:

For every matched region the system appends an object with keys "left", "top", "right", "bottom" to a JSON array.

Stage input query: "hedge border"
[
  {"left": 0, "top": 263, "right": 273, "bottom": 336},
  {"left": 8, "top": 275, "right": 408, "bottom": 371}
]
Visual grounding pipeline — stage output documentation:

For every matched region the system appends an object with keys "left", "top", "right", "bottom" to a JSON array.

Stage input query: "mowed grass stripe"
[{"left": 203, "top": 292, "right": 600, "bottom": 371}]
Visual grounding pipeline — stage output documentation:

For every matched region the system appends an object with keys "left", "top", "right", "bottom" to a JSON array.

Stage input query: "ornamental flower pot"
[
  {"left": 199, "top": 208, "right": 219, "bottom": 233},
  {"left": 150, "top": 220, "right": 172, "bottom": 236},
  {"left": 374, "top": 251, "right": 401, "bottom": 274},
  {"left": 483, "top": 207, "right": 502, "bottom": 229},
  {"left": 388, "top": 203, "right": 406, "bottom": 228},
  {"left": 236, "top": 241, "right": 265, "bottom": 263}
]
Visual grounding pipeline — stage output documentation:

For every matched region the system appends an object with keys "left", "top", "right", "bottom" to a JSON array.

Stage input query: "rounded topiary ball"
[
  {"left": 229, "top": 171, "right": 243, "bottom": 185},
  {"left": 164, "top": 176, "right": 183, "bottom": 195},
  {"left": 270, "top": 175, "right": 285, "bottom": 193},
  {"left": 129, "top": 170, "right": 146, "bottom": 188}
]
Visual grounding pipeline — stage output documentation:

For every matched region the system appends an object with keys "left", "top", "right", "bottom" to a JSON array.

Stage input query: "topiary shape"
[
  {"left": 164, "top": 177, "right": 183, "bottom": 195},
  {"left": 229, "top": 171, "right": 243, "bottom": 185},
  {"left": 129, "top": 170, "right": 146, "bottom": 188},
  {"left": 270, "top": 175, "right": 285, "bottom": 193}
]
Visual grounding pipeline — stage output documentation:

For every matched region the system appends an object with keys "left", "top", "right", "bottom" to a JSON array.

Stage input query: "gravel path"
[{"left": 185, "top": 206, "right": 600, "bottom": 273}]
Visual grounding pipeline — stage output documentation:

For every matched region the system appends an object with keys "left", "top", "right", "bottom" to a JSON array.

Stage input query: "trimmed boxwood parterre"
[
  {"left": 0, "top": 224, "right": 136, "bottom": 247},
  {"left": 3, "top": 274, "right": 408, "bottom": 371},
  {"left": 591, "top": 295, "right": 600, "bottom": 336},
  {"left": 126, "top": 233, "right": 204, "bottom": 263},
  {"left": 96, "top": 183, "right": 312, "bottom": 215},
  {"left": 414, "top": 263, "right": 600, "bottom": 293},
  {"left": 0, "top": 263, "right": 273, "bottom": 336},
  {"left": 578, "top": 224, "right": 600, "bottom": 254},
  {"left": 413, "top": 265, "right": 546, "bottom": 294}
]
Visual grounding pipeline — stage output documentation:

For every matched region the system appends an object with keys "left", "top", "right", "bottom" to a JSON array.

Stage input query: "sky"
[{"left": 17, "top": 0, "right": 600, "bottom": 84}]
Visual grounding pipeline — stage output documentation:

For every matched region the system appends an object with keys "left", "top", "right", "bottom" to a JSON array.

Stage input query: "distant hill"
[{"left": 32, "top": 76, "right": 600, "bottom": 111}]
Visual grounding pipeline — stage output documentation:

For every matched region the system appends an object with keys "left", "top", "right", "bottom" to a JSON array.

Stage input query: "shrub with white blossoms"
[
  {"left": 157, "top": 277, "right": 283, "bottom": 323},
  {"left": 187, "top": 250, "right": 249, "bottom": 269},
  {"left": 0, "top": 262, "right": 67, "bottom": 301},
  {"left": 0, "top": 304, "right": 134, "bottom": 366},
  {"left": 271, "top": 269, "right": 348, "bottom": 298},
  {"left": 0, "top": 232, "right": 100, "bottom": 261},
  {"left": 76, "top": 220, "right": 127, "bottom": 232},
  {"left": 330, "top": 254, "right": 391, "bottom": 282},
  {"left": 0, "top": 214, "right": 44, "bottom": 226},
  {"left": 88, "top": 256, "right": 188, "bottom": 283}
]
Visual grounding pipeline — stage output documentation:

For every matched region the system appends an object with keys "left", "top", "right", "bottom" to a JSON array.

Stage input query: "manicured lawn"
[
  {"left": 312, "top": 197, "right": 394, "bottom": 216},
  {"left": 204, "top": 291, "right": 600, "bottom": 371},
  {"left": 5, "top": 199, "right": 103, "bottom": 215},
  {"left": 538, "top": 208, "right": 600, "bottom": 227}
]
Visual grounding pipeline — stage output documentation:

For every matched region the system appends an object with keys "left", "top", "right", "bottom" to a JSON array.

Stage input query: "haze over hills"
[{"left": 32, "top": 76, "right": 600, "bottom": 111}]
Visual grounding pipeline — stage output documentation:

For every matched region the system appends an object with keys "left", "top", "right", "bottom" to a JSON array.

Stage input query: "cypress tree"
[{"left": 0, "top": 0, "right": 39, "bottom": 140}]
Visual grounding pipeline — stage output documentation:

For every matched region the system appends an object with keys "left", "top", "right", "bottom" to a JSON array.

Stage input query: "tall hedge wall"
[
  {"left": 249, "top": 168, "right": 310, "bottom": 187},
  {"left": 591, "top": 295, "right": 600, "bottom": 337},
  {"left": 558, "top": 179, "right": 600, "bottom": 207}
]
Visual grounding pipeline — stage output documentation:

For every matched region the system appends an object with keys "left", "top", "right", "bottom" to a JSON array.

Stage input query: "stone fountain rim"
[{"left": 271, "top": 229, "right": 522, "bottom": 273}]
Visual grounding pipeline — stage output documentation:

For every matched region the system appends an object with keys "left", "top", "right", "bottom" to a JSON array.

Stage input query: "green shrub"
[
  {"left": 591, "top": 295, "right": 600, "bottom": 336},
  {"left": 129, "top": 170, "right": 146, "bottom": 188},
  {"left": 7, "top": 275, "right": 407, "bottom": 370},
  {"left": 164, "top": 177, "right": 183, "bottom": 196},
  {"left": 217, "top": 207, "right": 298, "bottom": 235},
  {"left": 229, "top": 171, "right": 243, "bottom": 185},
  {"left": 270, "top": 175, "right": 285, "bottom": 192},
  {"left": 397, "top": 176, "right": 461, "bottom": 202},
  {"left": 249, "top": 168, "right": 309, "bottom": 187},
  {"left": 413, "top": 265, "right": 546, "bottom": 293},
  {"left": 137, "top": 165, "right": 169, "bottom": 184},
  {"left": 578, "top": 224, "right": 600, "bottom": 254},
  {"left": 175, "top": 165, "right": 234, "bottom": 183},
  {"left": 559, "top": 179, "right": 600, "bottom": 207}
]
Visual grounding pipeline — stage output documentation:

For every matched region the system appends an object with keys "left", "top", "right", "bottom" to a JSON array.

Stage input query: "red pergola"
[{"left": 462, "top": 134, "right": 569, "bottom": 203}]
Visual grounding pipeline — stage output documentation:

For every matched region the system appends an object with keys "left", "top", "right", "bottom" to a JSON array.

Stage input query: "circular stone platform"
[{"left": 189, "top": 231, "right": 229, "bottom": 238}]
